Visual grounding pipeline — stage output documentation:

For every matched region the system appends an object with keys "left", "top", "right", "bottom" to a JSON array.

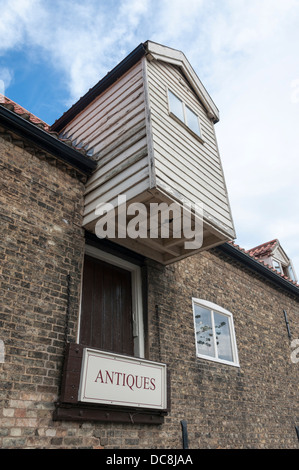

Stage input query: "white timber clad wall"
[
  {"left": 146, "top": 58, "right": 234, "bottom": 236},
  {"left": 61, "top": 61, "right": 150, "bottom": 228}
]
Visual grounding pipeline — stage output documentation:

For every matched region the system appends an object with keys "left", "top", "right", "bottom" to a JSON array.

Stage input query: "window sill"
[{"left": 197, "top": 354, "right": 240, "bottom": 368}]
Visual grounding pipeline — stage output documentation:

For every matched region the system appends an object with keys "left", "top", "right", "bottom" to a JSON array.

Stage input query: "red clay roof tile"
[
  {"left": 247, "top": 239, "right": 278, "bottom": 258},
  {"left": 228, "top": 240, "right": 299, "bottom": 286},
  {"left": 0, "top": 94, "right": 95, "bottom": 158},
  {"left": 0, "top": 94, "right": 50, "bottom": 131}
]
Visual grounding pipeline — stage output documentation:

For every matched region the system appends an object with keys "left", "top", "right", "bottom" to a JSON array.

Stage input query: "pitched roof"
[
  {"left": 228, "top": 241, "right": 299, "bottom": 287},
  {"left": 0, "top": 94, "right": 50, "bottom": 131},
  {"left": 0, "top": 94, "right": 96, "bottom": 175},
  {"left": 247, "top": 239, "right": 279, "bottom": 259},
  {"left": 0, "top": 93, "right": 95, "bottom": 158},
  {"left": 51, "top": 40, "right": 219, "bottom": 132}
]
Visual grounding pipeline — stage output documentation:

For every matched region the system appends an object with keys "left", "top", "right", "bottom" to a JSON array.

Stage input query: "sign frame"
[{"left": 78, "top": 348, "right": 168, "bottom": 411}]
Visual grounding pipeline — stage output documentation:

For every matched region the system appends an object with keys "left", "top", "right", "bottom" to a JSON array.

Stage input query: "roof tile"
[
  {"left": 228, "top": 240, "right": 299, "bottom": 287},
  {"left": 247, "top": 239, "right": 278, "bottom": 258},
  {"left": 0, "top": 94, "right": 96, "bottom": 159}
]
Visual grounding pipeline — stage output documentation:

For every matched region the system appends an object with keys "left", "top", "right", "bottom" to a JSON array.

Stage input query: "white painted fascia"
[{"left": 146, "top": 40, "right": 219, "bottom": 123}]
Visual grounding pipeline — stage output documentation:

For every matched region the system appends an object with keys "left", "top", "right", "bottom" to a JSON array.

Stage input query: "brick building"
[{"left": 0, "top": 42, "right": 298, "bottom": 449}]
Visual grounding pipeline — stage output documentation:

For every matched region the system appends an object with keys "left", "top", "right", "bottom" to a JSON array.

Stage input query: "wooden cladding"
[{"left": 60, "top": 49, "right": 235, "bottom": 264}]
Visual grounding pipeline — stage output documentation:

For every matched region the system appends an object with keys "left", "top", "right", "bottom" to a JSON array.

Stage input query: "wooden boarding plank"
[
  {"left": 83, "top": 179, "right": 150, "bottom": 226},
  {"left": 85, "top": 142, "right": 148, "bottom": 195},
  {"left": 68, "top": 84, "right": 145, "bottom": 145},
  {"left": 68, "top": 70, "right": 143, "bottom": 138},
  {"left": 149, "top": 104, "right": 222, "bottom": 172},
  {"left": 150, "top": 105, "right": 221, "bottom": 170},
  {"left": 84, "top": 163, "right": 149, "bottom": 208},
  {"left": 146, "top": 43, "right": 219, "bottom": 121},
  {"left": 152, "top": 134, "right": 227, "bottom": 198},
  {"left": 63, "top": 63, "right": 143, "bottom": 136},
  {"left": 81, "top": 98, "right": 145, "bottom": 150},
  {"left": 154, "top": 158, "right": 229, "bottom": 219},
  {"left": 154, "top": 184, "right": 234, "bottom": 238},
  {"left": 94, "top": 122, "right": 146, "bottom": 165},
  {"left": 147, "top": 61, "right": 211, "bottom": 129},
  {"left": 91, "top": 109, "right": 146, "bottom": 155},
  {"left": 154, "top": 162, "right": 231, "bottom": 221},
  {"left": 147, "top": 59, "right": 216, "bottom": 136},
  {"left": 146, "top": 60, "right": 221, "bottom": 160},
  {"left": 155, "top": 169, "right": 232, "bottom": 227}
]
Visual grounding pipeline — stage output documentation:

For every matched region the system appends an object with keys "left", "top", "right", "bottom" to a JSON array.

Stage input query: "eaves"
[
  {"left": 0, "top": 104, "right": 96, "bottom": 176},
  {"left": 217, "top": 242, "right": 299, "bottom": 298}
]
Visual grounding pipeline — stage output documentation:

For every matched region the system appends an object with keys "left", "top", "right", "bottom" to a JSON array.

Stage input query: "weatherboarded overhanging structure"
[{"left": 52, "top": 41, "right": 236, "bottom": 264}]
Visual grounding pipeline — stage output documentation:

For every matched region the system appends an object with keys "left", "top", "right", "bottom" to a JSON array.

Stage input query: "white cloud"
[
  {"left": 0, "top": 67, "right": 13, "bottom": 94},
  {"left": 0, "top": 0, "right": 38, "bottom": 51},
  {"left": 189, "top": 0, "right": 299, "bottom": 270},
  {"left": 0, "top": 0, "right": 150, "bottom": 103}
]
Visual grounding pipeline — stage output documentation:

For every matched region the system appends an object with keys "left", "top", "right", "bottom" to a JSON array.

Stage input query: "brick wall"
[
  {"left": 1, "top": 132, "right": 298, "bottom": 448},
  {"left": 146, "top": 251, "right": 299, "bottom": 449},
  {"left": 0, "top": 133, "right": 90, "bottom": 447}
]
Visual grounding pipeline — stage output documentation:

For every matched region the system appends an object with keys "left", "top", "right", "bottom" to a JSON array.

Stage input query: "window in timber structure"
[{"left": 168, "top": 89, "right": 202, "bottom": 139}]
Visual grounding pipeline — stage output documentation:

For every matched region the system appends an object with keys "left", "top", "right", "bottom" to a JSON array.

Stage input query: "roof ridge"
[{"left": 247, "top": 238, "right": 278, "bottom": 252}]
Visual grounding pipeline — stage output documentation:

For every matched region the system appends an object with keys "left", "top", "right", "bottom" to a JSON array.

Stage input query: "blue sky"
[{"left": 1, "top": 0, "right": 299, "bottom": 273}]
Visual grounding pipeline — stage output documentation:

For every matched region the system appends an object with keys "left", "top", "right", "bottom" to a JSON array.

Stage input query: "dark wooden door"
[{"left": 80, "top": 255, "right": 134, "bottom": 356}]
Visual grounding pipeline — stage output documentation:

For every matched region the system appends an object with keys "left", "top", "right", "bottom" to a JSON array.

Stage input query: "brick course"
[{"left": 0, "top": 132, "right": 299, "bottom": 448}]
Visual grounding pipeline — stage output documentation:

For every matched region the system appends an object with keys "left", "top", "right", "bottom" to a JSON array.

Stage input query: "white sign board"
[{"left": 78, "top": 348, "right": 167, "bottom": 410}]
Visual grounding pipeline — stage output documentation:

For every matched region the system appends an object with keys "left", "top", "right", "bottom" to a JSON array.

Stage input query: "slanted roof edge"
[
  {"left": 220, "top": 242, "right": 299, "bottom": 295},
  {"left": 51, "top": 40, "right": 219, "bottom": 132},
  {"left": 0, "top": 103, "right": 96, "bottom": 175}
]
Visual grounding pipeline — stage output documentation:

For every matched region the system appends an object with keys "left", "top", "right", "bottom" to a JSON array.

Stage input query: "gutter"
[
  {"left": 0, "top": 104, "right": 96, "bottom": 176},
  {"left": 217, "top": 243, "right": 299, "bottom": 297},
  {"left": 51, "top": 43, "right": 147, "bottom": 132}
]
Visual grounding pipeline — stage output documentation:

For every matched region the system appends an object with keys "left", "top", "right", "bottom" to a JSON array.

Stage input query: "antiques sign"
[{"left": 78, "top": 348, "right": 167, "bottom": 410}]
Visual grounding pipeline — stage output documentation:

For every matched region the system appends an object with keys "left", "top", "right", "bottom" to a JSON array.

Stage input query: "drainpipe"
[{"left": 181, "top": 420, "right": 189, "bottom": 449}]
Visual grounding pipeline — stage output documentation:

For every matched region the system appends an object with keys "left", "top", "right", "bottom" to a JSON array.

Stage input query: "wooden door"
[{"left": 80, "top": 255, "right": 134, "bottom": 356}]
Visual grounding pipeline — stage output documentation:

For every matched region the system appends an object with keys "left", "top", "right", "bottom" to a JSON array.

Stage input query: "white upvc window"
[
  {"left": 272, "top": 258, "right": 283, "bottom": 274},
  {"left": 288, "top": 264, "right": 296, "bottom": 282},
  {"left": 272, "top": 257, "right": 297, "bottom": 281},
  {"left": 192, "top": 299, "right": 239, "bottom": 367},
  {"left": 167, "top": 89, "right": 202, "bottom": 139}
]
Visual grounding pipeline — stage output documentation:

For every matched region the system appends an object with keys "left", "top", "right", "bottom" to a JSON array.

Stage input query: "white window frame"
[
  {"left": 192, "top": 298, "right": 239, "bottom": 367},
  {"left": 77, "top": 245, "right": 145, "bottom": 359},
  {"left": 272, "top": 258, "right": 283, "bottom": 274},
  {"left": 272, "top": 257, "right": 297, "bottom": 281},
  {"left": 167, "top": 88, "right": 203, "bottom": 141},
  {"left": 287, "top": 262, "right": 297, "bottom": 282}
]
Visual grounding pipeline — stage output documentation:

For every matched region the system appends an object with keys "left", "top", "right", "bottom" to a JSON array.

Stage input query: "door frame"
[{"left": 77, "top": 244, "right": 145, "bottom": 358}]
